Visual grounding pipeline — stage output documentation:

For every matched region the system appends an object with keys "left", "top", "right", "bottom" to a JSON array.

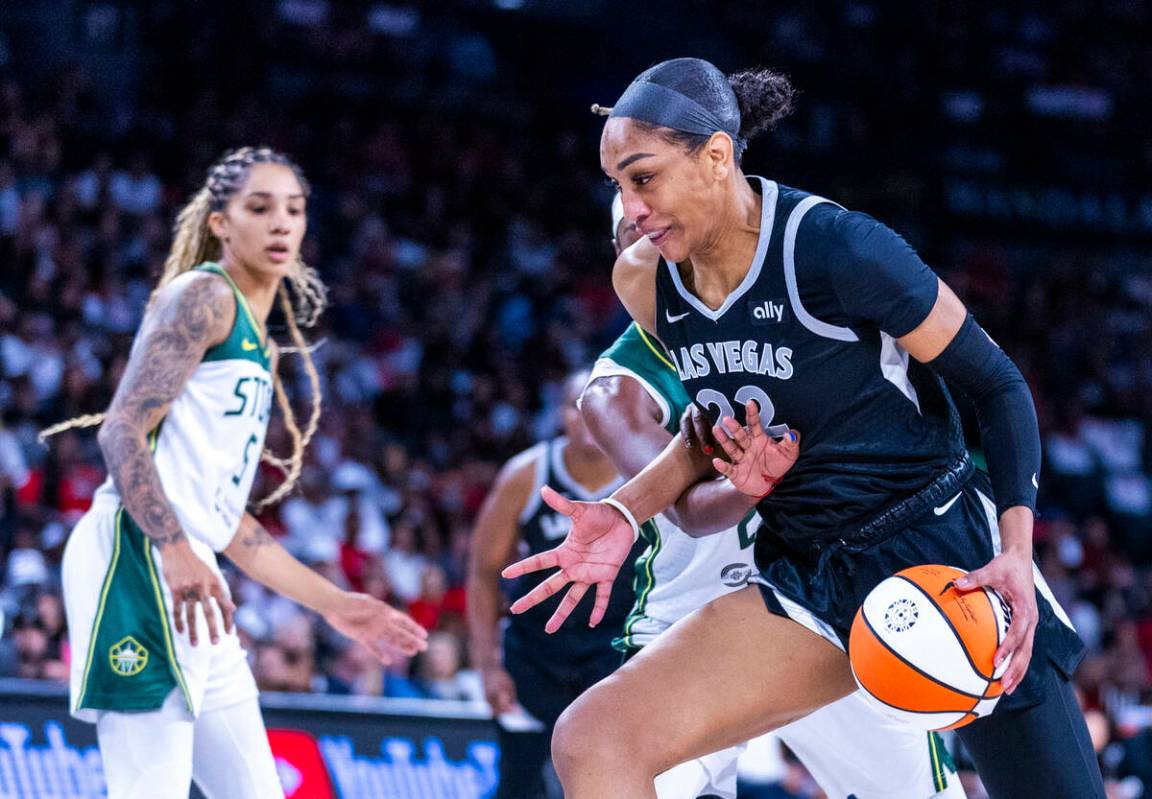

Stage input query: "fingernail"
[
  {"left": 703, "top": 445, "right": 713, "bottom": 455},
  {"left": 955, "top": 577, "right": 969, "bottom": 588},
  {"left": 788, "top": 431, "right": 797, "bottom": 442}
]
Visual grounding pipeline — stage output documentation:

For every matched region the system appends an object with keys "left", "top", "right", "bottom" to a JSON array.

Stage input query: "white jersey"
[
  {"left": 616, "top": 510, "right": 760, "bottom": 651},
  {"left": 93, "top": 263, "right": 273, "bottom": 552}
]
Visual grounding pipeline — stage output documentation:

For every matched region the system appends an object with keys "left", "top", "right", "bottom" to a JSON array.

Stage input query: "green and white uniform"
[
  {"left": 64, "top": 263, "right": 274, "bottom": 723},
  {"left": 593, "top": 324, "right": 763, "bottom": 656},
  {"left": 589, "top": 324, "right": 964, "bottom": 799}
]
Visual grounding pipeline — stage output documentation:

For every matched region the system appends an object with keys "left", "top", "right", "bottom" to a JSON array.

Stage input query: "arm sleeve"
[
  {"left": 928, "top": 315, "right": 1040, "bottom": 515},
  {"left": 802, "top": 209, "right": 939, "bottom": 337}
]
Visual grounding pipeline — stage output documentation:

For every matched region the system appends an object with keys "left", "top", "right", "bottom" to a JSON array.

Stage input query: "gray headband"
[{"left": 609, "top": 80, "right": 742, "bottom": 144}]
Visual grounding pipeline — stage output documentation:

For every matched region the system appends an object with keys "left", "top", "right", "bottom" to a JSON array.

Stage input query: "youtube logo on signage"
[{"left": 267, "top": 729, "right": 337, "bottom": 799}]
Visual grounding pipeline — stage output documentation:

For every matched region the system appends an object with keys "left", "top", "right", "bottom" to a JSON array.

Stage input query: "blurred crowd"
[{"left": 1, "top": 1, "right": 1151, "bottom": 797}]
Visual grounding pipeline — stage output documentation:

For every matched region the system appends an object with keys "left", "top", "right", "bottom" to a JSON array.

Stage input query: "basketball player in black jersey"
[
  {"left": 503, "top": 59, "right": 1104, "bottom": 798},
  {"left": 467, "top": 371, "right": 642, "bottom": 799}
]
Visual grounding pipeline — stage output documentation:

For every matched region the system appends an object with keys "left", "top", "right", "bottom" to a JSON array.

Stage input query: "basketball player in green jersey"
[{"left": 46, "top": 148, "right": 428, "bottom": 798}]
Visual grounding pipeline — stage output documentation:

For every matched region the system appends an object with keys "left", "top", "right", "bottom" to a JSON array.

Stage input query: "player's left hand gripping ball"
[{"left": 955, "top": 546, "right": 1039, "bottom": 695}]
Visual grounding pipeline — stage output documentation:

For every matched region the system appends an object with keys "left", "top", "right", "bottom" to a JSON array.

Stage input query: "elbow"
[{"left": 95, "top": 419, "right": 117, "bottom": 459}]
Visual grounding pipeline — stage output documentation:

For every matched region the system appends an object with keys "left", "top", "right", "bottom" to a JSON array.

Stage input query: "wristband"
[
  {"left": 758, "top": 475, "right": 780, "bottom": 500},
  {"left": 601, "top": 497, "right": 641, "bottom": 543}
]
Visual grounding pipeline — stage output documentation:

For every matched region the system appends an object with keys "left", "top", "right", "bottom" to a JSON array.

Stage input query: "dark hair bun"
[{"left": 728, "top": 69, "right": 797, "bottom": 143}]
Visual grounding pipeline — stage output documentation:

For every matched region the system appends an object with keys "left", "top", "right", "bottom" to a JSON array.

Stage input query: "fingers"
[
  {"left": 497, "top": 684, "right": 518, "bottom": 715},
  {"left": 212, "top": 580, "right": 235, "bottom": 638},
  {"left": 679, "top": 407, "right": 697, "bottom": 450},
  {"left": 540, "top": 485, "right": 581, "bottom": 518},
  {"left": 723, "top": 415, "right": 752, "bottom": 448},
  {"left": 712, "top": 457, "right": 734, "bottom": 477},
  {"left": 777, "top": 429, "right": 800, "bottom": 460},
  {"left": 546, "top": 582, "right": 589, "bottom": 634},
  {"left": 745, "top": 399, "right": 763, "bottom": 438},
  {"left": 368, "top": 640, "right": 398, "bottom": 666},
  {"left": 509, "top": 570, "right": 570, "bottom": 615},
  {"left": 501, "top": 549, "right": 560, "bottom": 580},
  {"left": 185, "top": 596, "right": 199, "bottom": 647},
  {"left": 589, "top": 581, "right": 613, "bottom": 628},
  {"left": 398, "top": 613, "right": 430, "bottom": 650},
  {"left": 997, "top": 613, "right": 1035, "bottom": 694},
  {"left": 202, "top": 594, "right": 220, "bottom": 645},
  {"left": 953, "top": 566, "right": 989, "bottom": 591},
  {"left": 172, "top": 594, "right": 185, "bottom": 636},
  {"left": 994, "top": 590, "right": 1037, "bottom": 693},
  {"left": 393, "top": 614, "right": 430, "bottom": 654},
  {"left": 711, "top": 423, "right": 744, "bottom": 462},
  {"left": 691, "top": 405, "right": 714, "bottom": 455}
]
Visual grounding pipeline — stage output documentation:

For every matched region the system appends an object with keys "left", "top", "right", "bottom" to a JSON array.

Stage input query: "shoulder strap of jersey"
[
  {"left": 195, "top": 263, "right": 272, "bottom": 367},
  {"left": 593, "top": 324, "right": 690, "bottom": 434},
  {"left": 516, "top": 441, "right": 551, "bottom": 524}
]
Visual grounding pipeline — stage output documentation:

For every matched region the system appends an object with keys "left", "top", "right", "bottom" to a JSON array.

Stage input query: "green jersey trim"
[
  {"left": 613, "top": 518, "right": 663, "bottom": 654},
  {"left": 928, "top": 731, "right": 956, "bottom": 791},
  {"left": 595, "top": 323, "right": 690, "bottom": 436},
  {"left": 196, "top": 264, "right": 272, "bottom": 369}
]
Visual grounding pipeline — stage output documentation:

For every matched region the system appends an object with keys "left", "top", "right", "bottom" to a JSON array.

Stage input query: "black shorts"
[
  {"left": 752, "top": 468, "right": 1085, "bottom": 711},
  {"left": 502, "top": 627, "right": 621, "bottom": 728}
]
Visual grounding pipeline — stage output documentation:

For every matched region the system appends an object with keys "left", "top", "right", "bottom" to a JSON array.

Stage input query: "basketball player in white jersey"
[
  {"left": 576, "top": 196, "right": 965, "bottom": 799},
  {"left": 46, "top": 148, "right": 428, "bottom": 798}
]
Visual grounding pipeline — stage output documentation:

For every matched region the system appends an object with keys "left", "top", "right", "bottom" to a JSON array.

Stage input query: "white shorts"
[
  {"left": 97, "top": 690, "right": 282, "bottom": 799},
  {"left": 655, "top": 742, "right": 745, "bottom": 799},
  {"left": 654, "top": 691, "right": 962, "bottom": 799},
  {"left": 63, "top": 496, "right": 257, "bottom": 723}
]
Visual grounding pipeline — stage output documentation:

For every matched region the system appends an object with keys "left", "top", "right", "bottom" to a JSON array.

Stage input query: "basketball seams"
[
  {"left": 978, "top": 586, "right": 1007, "bottom": 698},
  {"left": 894, "top": 574, "right": 996, "bottom": 684},
  {"left": 849, "top": 675, "right": 971, "bottom": 726},
  {"left": 979, "top": 581, "right": 1005, "bottom": 649},
  {"left": 857, "top": 611, "right": 984, "bottom": 708}
]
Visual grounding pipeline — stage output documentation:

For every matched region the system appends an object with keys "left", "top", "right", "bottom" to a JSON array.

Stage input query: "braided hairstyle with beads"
[{"left": 41, "top": 146, "right": 327, "bottom": 509}]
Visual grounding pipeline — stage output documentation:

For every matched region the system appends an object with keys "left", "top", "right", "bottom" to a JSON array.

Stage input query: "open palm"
[
  {"left": 711, "top": 400, "right": 800, "bottom": 498},
  {"left": 501, "top": 485, "right": 637, "bottom": 633}
]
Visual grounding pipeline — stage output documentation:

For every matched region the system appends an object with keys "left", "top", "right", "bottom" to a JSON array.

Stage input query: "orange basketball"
[{"left": 848, "top": 564, "right": 1011, "bottom": 730}]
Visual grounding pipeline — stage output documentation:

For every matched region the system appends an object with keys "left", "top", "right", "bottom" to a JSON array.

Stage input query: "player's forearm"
[
  {"left": 997, "top": 507, "right": 1034, "bottom": 557},
  {"left": 669, "top": 477, "right": 758, "bottom": 536},
  {"left": 224, "top": 514, "right": 342, "bottom": 615},
  {"left": 98, "top": 420, "right": 187, "bottom": 548},
  {"left": 465, "top": 572, "right": 505, "bottom": 670},
  {"left": 610, "top": 435, "right": 711, "bottom": 524}
]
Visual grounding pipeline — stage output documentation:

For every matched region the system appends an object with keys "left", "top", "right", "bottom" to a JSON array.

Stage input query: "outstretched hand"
[
  {"left": 710, "top": 400, "right": 800, "bottom": 497},
  {"left": 501, "top": 486, "right": 638, "bottom": 634},
  {"left": 323, "top": 592, "right": 429, "bottom": 665}
]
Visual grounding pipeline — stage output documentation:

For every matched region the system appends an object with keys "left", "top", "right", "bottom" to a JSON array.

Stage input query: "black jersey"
[
  {"left": 654, "top": 178, "right": 967, "bottom": 548},
  {"left": 501, "top": 437, "right": 639, "bottom": 657}
]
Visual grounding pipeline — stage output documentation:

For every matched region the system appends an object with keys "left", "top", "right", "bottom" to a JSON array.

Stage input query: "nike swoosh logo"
[
  {"left": 241, "top": 338, "right": 259, "bottom": 351},
  {"left": 665, "top": 309, "right": 690, "bottom": 323},
  {"left": 1032, "top": 473, "right": 1039, "bottom": 489},
  {"left": 933, "top": 493, "right": 962, "bottom": 516}
]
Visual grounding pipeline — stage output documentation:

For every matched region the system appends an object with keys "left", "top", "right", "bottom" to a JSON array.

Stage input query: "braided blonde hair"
[{"left": 41, "top": 146, "right": 327, "bottom": 508}]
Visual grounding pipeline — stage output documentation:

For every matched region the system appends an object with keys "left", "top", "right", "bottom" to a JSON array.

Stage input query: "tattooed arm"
[
  {"left": 99, "top": 272, "right": 234, "bottom": 544},
  {"left": 224, "top": 513, "right": 428, "bottom": 662},
  {"left": 98, "top": 271, "right": 237, "bottom": 645}
]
